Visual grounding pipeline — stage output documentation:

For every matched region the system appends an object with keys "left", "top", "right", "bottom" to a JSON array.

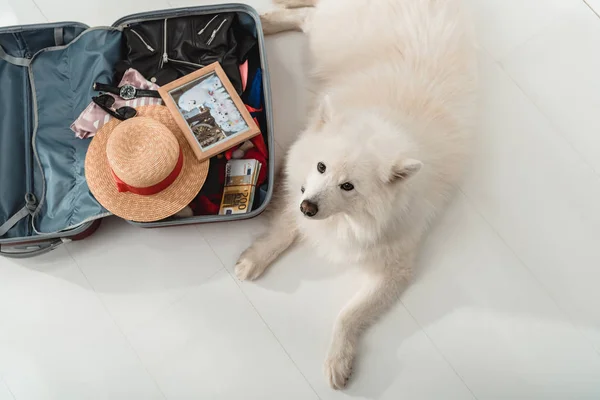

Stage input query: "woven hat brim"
[{"left": 85, "top": 105, "right": 209, "bottom": 222}]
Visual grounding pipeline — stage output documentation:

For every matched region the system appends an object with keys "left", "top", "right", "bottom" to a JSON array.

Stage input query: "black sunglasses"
[{"left": 92, "top": 94, "right": 137, "bottom": 121}]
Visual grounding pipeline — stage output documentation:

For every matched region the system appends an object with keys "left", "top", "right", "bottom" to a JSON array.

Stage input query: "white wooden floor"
[{"left": 1, "top": 0, "right": 600, "bottom": 399}]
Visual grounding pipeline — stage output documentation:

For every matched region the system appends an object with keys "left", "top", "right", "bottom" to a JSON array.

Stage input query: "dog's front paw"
[
  {"left": 235, "top": 256, "right": 268, "bottom": 281},
  {"left": 324, "top": 349, "right": 354, "bottom": 390}
]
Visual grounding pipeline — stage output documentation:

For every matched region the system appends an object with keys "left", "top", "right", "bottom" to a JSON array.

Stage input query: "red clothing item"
[
  {"left": 189, "top": 134, "right": 269, "bottom": 216},
  {"left": 190, "top": 104, "right": 269, "bottom": 216}
]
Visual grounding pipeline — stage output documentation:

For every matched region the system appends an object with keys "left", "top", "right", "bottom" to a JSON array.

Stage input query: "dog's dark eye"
[
  {"left": 301, "top": 186, "right": 305, "bottom": 193},
  {"left": 317, "top": 162, "right": 326, "bottom": 174},
  {"left": 341, "top": 182, "right": 354, "bottom": 191}
]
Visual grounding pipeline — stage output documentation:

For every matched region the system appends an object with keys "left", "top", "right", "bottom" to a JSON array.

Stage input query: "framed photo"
[{"left": 158, "top": 62, "right": 261, "bottom": 161}]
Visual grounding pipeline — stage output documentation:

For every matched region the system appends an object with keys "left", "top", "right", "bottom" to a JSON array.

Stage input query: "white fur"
[{"left": 237, "top": 0, "right": 477, "bottom": 390}]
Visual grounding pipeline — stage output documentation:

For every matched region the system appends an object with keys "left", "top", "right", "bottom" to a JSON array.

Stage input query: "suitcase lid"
[{"left": 112, "top": 3, "right": 260, "bottom": 28}]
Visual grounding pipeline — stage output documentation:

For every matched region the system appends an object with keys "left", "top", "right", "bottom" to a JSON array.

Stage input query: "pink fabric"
[
  {"left": 71, "top": 68, "right": 162, "bottom": 139},
  {"left": 239, "top": 60, "right": 249, "bottom": 92}
]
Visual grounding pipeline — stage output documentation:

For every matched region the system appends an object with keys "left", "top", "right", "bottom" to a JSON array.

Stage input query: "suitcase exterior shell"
[{"left": 0, "top": 4, "right": 273, "bottom": 257}]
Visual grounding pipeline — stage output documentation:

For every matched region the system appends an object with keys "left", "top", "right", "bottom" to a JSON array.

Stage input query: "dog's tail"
[{"left": 274, "top": 0, "right": 318, "bottom": 8}]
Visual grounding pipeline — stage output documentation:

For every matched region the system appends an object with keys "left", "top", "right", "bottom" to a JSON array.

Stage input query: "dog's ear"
[
  {"left": 318, "top": 94, "right": 334, "bottom": 124},
  {"left": 387, "top": 158, "right": 423, "bottom": 183},
  {"left": 308, "top": 95, "right": 334, "bottom": 130}
]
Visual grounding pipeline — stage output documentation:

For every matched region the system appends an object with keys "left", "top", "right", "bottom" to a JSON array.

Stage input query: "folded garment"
[
  {"left": 246, "top": 68, "right": 263, "bottom": 110},
  {"left": 115, "top": 13, "right": 256, "bottom": 94},
  {"left": 71, "top": 68, "right": 161, "bottom": 139},
  {"left": 188, "top": 156, "right": 228, "bottom": 216}
]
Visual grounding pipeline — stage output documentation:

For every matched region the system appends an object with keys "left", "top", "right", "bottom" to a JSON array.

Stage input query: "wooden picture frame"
[{"left": 158, "top": 62, "right": 260, "bottom": 161}]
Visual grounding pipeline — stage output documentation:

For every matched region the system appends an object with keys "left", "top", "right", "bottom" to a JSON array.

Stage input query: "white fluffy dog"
[{"left": 236, "top": 0, "right": 478, "bottom": 390}]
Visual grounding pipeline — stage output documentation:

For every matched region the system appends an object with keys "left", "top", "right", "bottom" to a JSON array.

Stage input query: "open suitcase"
[{"left": 0, "top": 4, "right": 274, "bottom": 258}]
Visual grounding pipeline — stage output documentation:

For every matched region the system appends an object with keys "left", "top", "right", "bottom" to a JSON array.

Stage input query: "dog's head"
[{"left": 286, "top": 96, "right": 423, "bottom": 221}]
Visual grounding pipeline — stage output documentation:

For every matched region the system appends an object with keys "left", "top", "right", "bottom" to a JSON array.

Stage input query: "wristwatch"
[{"left": 93, "top": 83, "right": 161, "bottom": 100}]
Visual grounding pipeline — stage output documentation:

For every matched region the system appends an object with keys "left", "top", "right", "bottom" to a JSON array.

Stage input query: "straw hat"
[{"left": 85, "top": 105, "right": 209, "bottom": 222}]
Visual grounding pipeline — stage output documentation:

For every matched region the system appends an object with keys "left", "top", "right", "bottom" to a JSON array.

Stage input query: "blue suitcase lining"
[
  {"left": 32, "top": 28, "right": 122, "bottom": 234},
  {"left": 0, "top": 26, "right": 121, "bottom": 237}
]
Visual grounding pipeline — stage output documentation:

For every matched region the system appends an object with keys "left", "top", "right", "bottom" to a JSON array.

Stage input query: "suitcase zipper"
[
  {"left": 129, "top": 29, "right": 155, "bottom": 52},
  {"left": 161, "top": 19, "right": 203, "bottom": 70},
  {"left": 160, "top": 18, "right": 168, "bottom": 69},
  {"left": 23, "top": 50, "right": 34, "bottom": 236}
]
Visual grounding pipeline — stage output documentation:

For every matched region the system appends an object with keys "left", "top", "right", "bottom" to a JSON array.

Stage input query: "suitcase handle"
[{"left": 0, "top": 239, "right": 63, "bottom": 259}]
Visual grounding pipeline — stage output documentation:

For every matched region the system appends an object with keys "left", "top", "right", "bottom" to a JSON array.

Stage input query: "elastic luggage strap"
[
  {"left": 0, "top": 194, "right": 37, "bottom": 237},
  {"left": 54, "top": 27, "right": 64, "bottom": 46},
  {"left": 0, "top": 45, "right": 31, "bottom": 66},
  {"left": 0, "top": 28, "right": 63, "bottom": 65}
]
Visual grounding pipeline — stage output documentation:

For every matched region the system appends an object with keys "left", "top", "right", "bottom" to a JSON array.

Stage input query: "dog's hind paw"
[
  {"left": 235, "top": 257, "right": 268, "bottom": 281},
  {"left": 324, "top": 352, "right": 354, "bottom": 390}
]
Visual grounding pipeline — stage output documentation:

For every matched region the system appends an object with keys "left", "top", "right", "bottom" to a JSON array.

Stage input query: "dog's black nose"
[{"left": 300, "top": 200, "right": 319, "bottom": 217}]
